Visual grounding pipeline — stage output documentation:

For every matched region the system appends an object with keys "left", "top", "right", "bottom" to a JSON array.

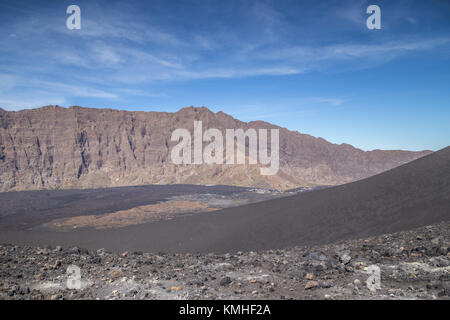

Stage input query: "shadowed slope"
[{"left": 1, "top": 147, "right": 448, "bottom": 253}]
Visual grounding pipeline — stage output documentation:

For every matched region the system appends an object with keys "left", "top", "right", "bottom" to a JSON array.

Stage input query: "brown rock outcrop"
[{"left": 0, "top": 105, "right": 431, "bottom": 191}]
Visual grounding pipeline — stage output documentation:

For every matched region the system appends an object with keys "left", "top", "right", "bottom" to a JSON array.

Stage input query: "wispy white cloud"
[
  {"left": 0, "top": 73, "right": 119, "bottom": 102},
  {"left": 172, "top": 66, "right": 302, "bottom": 80},
  {"left": 60, "top": 19, "right": 185, "bottom": 47},
  {"left": 334, "top": 2, "right": 366, "bottom": 25},
  {"left": 1, "top": 0, "right": 449, "bottom": 111},
  {"left": 92, "top": 43, "right": 123, "bottom": 65},
  {"left": 226, "top": 95, "right": 348, "bottom": 122},
  {"left": 306, "top": 97, "right": 345, "bottom": 106},
  {"left": 114, "top": 88, "right": 168, "bottom": 98},
  {"left": 0, "top": 97, "right": 66, "bottom": 111},
  {"left": 255, "top": 38, "right": 449, "bottom": 61}
]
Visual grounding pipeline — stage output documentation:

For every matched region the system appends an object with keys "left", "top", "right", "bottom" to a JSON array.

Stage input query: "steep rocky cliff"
[{"left": 0, "top": 105, "right": 431, "bottom": 191}]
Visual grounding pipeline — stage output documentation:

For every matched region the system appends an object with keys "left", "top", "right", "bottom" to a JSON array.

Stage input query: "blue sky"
[{"left": 0, "top": 0, "right": 449, "bottom": 151}]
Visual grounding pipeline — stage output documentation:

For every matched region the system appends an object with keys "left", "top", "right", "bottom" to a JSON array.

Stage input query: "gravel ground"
[{"left": 1, "top": 221, "right": 448, "bottom": 300}]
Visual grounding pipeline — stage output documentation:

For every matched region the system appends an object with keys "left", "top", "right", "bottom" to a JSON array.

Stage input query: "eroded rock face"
[{"left": 0, "top": 105, "right": 431, "bottom": 191}]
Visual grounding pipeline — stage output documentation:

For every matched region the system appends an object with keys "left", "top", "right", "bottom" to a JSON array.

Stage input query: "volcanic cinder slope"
[
  {"left": 1, "top": 146, "right": 448, "bottom": 253},
  {"left": 0, "top": 105, "right": 430, "bottom": 191}
]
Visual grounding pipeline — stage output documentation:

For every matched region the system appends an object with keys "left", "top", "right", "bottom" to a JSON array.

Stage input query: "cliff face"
[{"left": 0, "top": 105, "right": 431, "bottom": 191}]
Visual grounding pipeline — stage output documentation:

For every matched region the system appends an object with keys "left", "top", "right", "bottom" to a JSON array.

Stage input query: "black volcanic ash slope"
[
  {"left": 1, "top": 147, "right": 449, "bottom": 253},
  {"left": 112, "top": 146, "right": 450, "bottom": 253}
]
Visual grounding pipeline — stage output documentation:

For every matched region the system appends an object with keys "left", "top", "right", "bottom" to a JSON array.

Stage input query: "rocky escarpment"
[{"left": 0, "top": 105, "right": 431, "bottom": 191}]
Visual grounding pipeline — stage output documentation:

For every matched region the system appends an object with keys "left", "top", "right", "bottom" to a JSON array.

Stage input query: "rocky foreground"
[{"left": 1, "top": 221, "right": 449, "bottom": 300}]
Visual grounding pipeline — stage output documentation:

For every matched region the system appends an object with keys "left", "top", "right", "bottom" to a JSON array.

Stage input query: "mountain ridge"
[{"left": 0, "top": 105, "right": 432, "bottom": 191}]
